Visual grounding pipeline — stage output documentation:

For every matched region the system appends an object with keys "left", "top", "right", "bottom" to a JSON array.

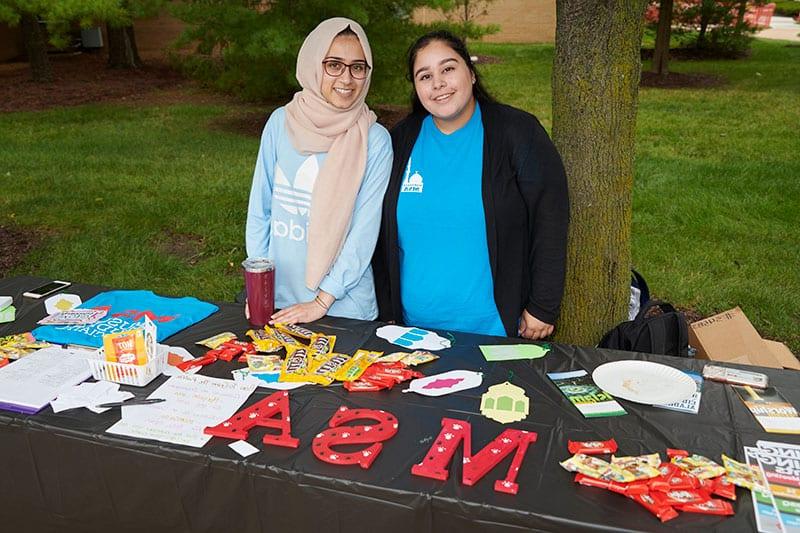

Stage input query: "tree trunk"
[
  {"left": 652, "top": 0, "right": 674, "bottom": 77},
  {"left": 107, "top": 24, "right": 142, "bottom": 69},
  {"left": 736, "top": 0, "right": 748, "bottom": 26},
  {"left": 552, "top": 0, "right": 648, "bottom": 346},
  {"left": 20, "top": 12, "right": 52, "bottom": 82}
]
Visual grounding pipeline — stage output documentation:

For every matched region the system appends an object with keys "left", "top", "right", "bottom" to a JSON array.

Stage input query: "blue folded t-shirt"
[{"left": 32, "top": 290, "right": 218, "bottom": 347}]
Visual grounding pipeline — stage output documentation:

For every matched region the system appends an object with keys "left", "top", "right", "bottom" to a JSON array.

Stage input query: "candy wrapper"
[
  {"left": 247, "top": 354, "right": 282, "bottom": 373},
  {"left": 649, "top": 462, "right": 696, "bottom": 492},
  {"left": 196, "top": 332, "right": 237, "bottom": 349},
  {"left": 279, "top": 345, "right": 313, "bottom": 383},
  {"left": 266, "top": 326, "right": 302, "bottom": 349},
  {"left": 360, "top": 361, "right": 423, "bottom": 384},
  {"left": 628, "top": 493, "right": 679, "bottom": 523},
  {"left": 722, "top": 454, "right": 765, "bottom": 490},
  {"left": 246, "top": 329, "right": 284, "bottom": 353},
  {"left": 344, "top": 377, "right": 396, "bottom": 392},
  {"left": 677, "top": 498, "right": 735, "bottom": 516},
  {"left": 658, "top": 489, "right": 710, "bottom": 506},
  {"left": 308, "top": 333, "right": 336, "bottom": 359},
  {"left": 307, "top": 353, "right": 351, "bottom": 386},
  {"left": 568, "top": 439, "right": 618, "bottom": 455},
  {"left": 671, "top": 453, "right": 726, "bottom": 480},
  {"left": 574, "top": 474, "right": 649, "bottom": 496},
  {"left": 335, "top": 349, "right": 382, "bottom": 382},
  {"left": 0, "top": 332, "right": 50, "bottom": 359},
  {"left": 401, "top": 350, "right": 439, "bottom": 366},
  {"left": 274, "top": 322, "right": 314, "bottom": 340},
  {"left": 710, "top": 476, "right": 737, "bottom": 501},
  {"left": 612, "top": 453, "right": 660, "bottom": 468},
  {"left": 376, "top": 352, "right": 409, "bottom": 363},
  {"left": 560, "top": 454, "right": 635, "bottom": 483}
]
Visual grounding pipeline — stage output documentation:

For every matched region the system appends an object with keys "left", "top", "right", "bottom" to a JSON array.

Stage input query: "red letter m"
[{"left": 411, "top": 417, "right": 537, "bottom": 495}]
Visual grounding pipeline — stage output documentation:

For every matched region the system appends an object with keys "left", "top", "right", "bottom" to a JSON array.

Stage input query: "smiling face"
[
  {"left": 412, "top": 40, "right": 476, "bottom": 133},
  {"left": 320, "top": 34, "right": 368, "bottom": 109}
]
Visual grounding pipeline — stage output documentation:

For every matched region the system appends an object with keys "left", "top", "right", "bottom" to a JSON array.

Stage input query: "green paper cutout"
[{"left": 479, "top": 343, "right": 550, "bottom": 362}]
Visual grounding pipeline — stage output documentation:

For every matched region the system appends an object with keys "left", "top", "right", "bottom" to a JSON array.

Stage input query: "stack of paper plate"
[{"left": 592, "top": 360, "right": 696, "bottom": 405}]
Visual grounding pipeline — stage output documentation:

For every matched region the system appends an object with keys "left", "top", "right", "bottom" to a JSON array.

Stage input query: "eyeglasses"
[{"left": 322, "top": 60, "right": 371, "bottom": 80}]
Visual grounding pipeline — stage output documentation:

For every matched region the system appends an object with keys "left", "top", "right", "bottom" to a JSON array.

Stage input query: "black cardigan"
[{"left": 372, "top": 102, "right": 569, "bottom": 336}]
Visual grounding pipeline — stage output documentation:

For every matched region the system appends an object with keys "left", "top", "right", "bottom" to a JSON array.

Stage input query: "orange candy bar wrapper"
[
  {"left": 274, "top": 322, "right": 315, "bottom": 340},
  {"left": 677, "top": 498, "right": 734, "bottom": 515},
  {"left": 103, "top": 329, "right": 148, "bottom": 365},
  {"left": 628, "top": 493, "right": 679, "bottom": 523},
  {"left": 568, "top": 439, "right": 618, "bottom": 455},
  {"left": 279, "top": 345, "right": 313, "bottom": 383},
  {"left": 334, "top": 349, "right": 382, "bottom": 382},
  {"left": 309, "top": 333, "right": 336, "bottom": 359}
]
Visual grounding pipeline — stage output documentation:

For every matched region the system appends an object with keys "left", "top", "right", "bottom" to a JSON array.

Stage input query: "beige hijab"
[{"left": 284, "top": 18, "right": 376, "bottom": 291}]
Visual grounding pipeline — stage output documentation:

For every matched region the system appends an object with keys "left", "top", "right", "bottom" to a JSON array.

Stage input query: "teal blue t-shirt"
[{"left": 396, "top": 104, "right": 505, "bottom": 336}]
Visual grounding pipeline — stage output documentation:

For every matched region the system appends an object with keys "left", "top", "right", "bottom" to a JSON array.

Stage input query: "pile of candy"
[
  {"left": 560, "top": 439, "right": 765, "bottom": 522},
  {"left": 0, "top": 332, "right": 50, "bottom": 361},
  {"left": 188, "top": 324, "right": 438, "bottom": 390}
]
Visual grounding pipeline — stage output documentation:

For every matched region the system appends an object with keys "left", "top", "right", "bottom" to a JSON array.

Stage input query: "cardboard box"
[{"left": 689, "top": 307, "right": 798, "bottom": 370}]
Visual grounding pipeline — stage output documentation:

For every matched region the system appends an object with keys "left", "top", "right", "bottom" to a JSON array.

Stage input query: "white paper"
[
  {"left": 44, "top": 293, "right": 82, "bottom": 315},
  {"left": 229, "top": 440, "right": 260, "bottom": 458},
  {"left": 403, "top": 370, "right": 483, "bottom": 397},
  {"left": 107, "top": 374, "right": 257, "bottom": 448},
  {"left": 51, "top": 381, "right": 134, "bottom": 414},
  {"left": 0, "top": 346, "right": 92, "bottom": 412},
  {"left": 376, "top": 325, "right": 451, "bottom": 351}
]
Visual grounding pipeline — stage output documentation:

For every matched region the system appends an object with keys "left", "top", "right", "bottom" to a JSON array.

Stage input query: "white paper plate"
[{"left": 592, "top": 361, "right": 696, "bottom": 405}]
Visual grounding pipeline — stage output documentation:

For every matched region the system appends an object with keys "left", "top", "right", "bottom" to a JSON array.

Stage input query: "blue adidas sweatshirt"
[{"left": 246, "top": 106, "right": 392, "bottom": 320}]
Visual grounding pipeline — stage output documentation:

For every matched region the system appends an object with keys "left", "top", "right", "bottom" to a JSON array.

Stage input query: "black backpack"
[{"left": 598, "top": 300, "right": 690, "bottom": 357}]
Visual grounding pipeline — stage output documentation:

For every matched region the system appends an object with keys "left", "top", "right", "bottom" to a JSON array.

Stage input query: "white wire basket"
[{"left": 88, "top": 346, "right": 167, "bottom": 387}]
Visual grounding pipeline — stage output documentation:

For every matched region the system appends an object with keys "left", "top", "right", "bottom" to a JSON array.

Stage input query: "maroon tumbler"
[{"left": 242, "top": 257, "right": 274, "bottom": 327}]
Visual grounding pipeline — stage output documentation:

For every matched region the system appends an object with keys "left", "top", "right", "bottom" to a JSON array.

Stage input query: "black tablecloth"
[{"left": 1, "top": 276, "right": 797, "bottom": 533}]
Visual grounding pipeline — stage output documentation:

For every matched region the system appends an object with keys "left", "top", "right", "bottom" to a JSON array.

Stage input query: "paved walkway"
[{"left": 756, "top": 16, "right": 800, "bottom": 42}]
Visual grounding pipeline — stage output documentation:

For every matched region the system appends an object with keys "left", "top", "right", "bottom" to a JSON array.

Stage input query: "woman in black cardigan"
[{"left": 373, "top": 30, "right": 569, "bottom": 339}]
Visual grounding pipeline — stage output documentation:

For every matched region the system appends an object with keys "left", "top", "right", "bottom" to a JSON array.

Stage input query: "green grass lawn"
[{"left": 1, "top": 38, "right": 798, "bottom": 351}]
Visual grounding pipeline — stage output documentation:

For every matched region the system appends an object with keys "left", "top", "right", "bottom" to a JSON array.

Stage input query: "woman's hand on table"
[
  {"left": 518, "top": 310, "right": 554, "bottom": 340},
  {"left": 269, "top": 291, "right": 334, "bottom": 325}
]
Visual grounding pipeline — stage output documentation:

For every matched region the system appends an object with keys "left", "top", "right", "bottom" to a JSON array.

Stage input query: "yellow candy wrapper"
[
  {"left": 309, "top": 333, "right": 336, "bottom": 359},
  {"left": 335, "top": 349, "right": 382, "bottom": 382},
  {"left": 279, "top": 345, "right": 313, "bottom": 383},
  {"left": 307, "top": 353, "right": 352, "bottom": 386},
  {"left": 560, "top": 454, "right": 635, "bottom": 483},
  {"left": 612, "top": 453, "right": 662, "bottom": 469},
  {"left": 722, "top": 455, "right": 765, "bottom": 490},
  {"left": 196, "top": 332, "right": 237, "bottom": 349},
  {"left": 265, "top": 326, "right": 302, "bottom": 348},
  {"left": 247, "top": 354, "right": 282, "bottom": 373},
  {"left": 402, "top": 350, "right": 439, "bottom": 366},
  {"left": 377, "top": 352, "right": 410, "bottom": 363},
  {"left": 0, "top": 332, "right": 50, "bottom": 359},
  {"left": 275, "top": 322, "right": 315, "bottom": 340},
  {"left": 246, "top": 329, "right": 284, "bottom": 353},
  {"left": 671, "top": 454, "right": 726, "bottom": 480}
]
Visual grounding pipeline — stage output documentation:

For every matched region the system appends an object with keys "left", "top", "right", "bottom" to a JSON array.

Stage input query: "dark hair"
[
  {"left": 337, "top": 26, "right": 357, "bottom": 38},
  {"left": 406, "top": 30, "right": 494, "bottom": 115}
]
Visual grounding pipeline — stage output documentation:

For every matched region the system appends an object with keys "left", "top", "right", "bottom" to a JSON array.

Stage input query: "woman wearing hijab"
[
  {"left": 373, "top": 30, "right": 569, "bottom": 340},
  {"left": 246, "top": 18, "right": 392, "bottom": 324}
]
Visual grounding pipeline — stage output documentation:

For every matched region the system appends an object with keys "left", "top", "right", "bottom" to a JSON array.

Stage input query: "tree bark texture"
[
  {"left": 107, "top": 24, "right": 142, "bottom": 69},
  {"left": 652, "top": 0, "right": 674, "bottom": 76},
  {"left": 20, "top": 12, "right": 52, "bottom": 82},
  {"left": 552, "top": 0, "right": 648, "bottom": 346}
]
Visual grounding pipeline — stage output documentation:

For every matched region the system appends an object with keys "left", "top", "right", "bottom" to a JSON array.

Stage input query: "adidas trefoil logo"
[{"left": 274, "top": 156, "right": 318, "bottom": 215}]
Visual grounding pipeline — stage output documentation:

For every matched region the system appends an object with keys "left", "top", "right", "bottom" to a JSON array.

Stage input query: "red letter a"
[
  {"left": 411, "top": 417, "right": 537, "bottom": 495},
  {"left": 204, "top": 390, "right": 299, "bottom": 448}
]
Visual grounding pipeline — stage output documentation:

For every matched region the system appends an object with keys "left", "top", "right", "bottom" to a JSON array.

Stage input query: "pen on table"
[{"left": 95, "top": 398, "right": 166, "bottom": 409}]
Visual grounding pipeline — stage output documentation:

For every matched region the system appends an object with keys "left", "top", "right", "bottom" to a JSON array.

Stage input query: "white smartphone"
[{"left": 23, "top": 280, "right": 72, "bottom": 299}]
